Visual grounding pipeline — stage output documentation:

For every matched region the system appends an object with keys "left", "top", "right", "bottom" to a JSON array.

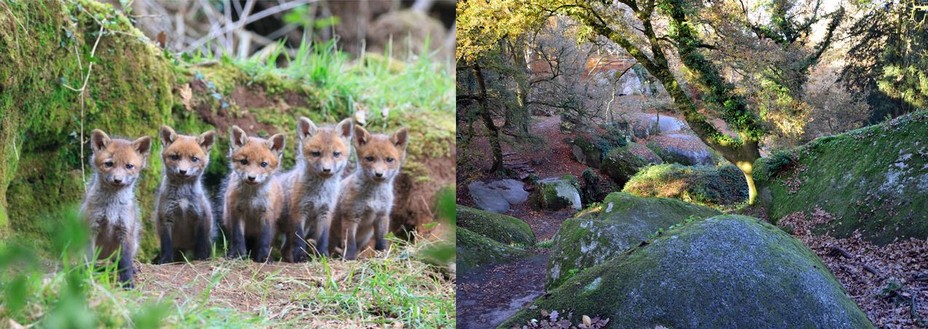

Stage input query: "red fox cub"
[
  {"left": 154, "top": 126, "right": 216, "bottom": 264},
  {"left": 332, "top": 125, "right": 408, "bottom": 260},
  {"left": 82, "top": 129, "right": 152, "bottom": 288},
  {"left": 280, "top": 117, "right": 353, "bottom": 262},
  {"left": 222, "top": 125, "right": 286, "bottom": 262}
]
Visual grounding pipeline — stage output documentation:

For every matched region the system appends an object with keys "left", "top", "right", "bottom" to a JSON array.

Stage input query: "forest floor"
[
  {"left": 779, "top": 209, "right": 928, "bottom": 328},
  {"left": 132, "top": 246, "right": 455, "bottom": 328},
  {"left": 457, "top": 115, "right": 581, "bottom": 329},
  {"left": 1, "top": 235, "right": 455, "bottom": 328}
]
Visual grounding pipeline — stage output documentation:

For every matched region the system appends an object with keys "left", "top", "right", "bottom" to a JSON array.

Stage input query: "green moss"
[
  {"left": 546, "top": 192, "right": 719, "bottom": 289},
  {"left": 623, "top": 163, "right": 748, "bottom": 208},
  {"left": 507, "top": 215, "right": 873, "bottom": 328},
  {"left": 457, "top": 205, "right": 535, "bottom": 246},
  {"left": 456, "top": 227, "right": 530, "bottom": 274},
  {"left": 0, "top": 0, "right": 173, "bottom": 258},
  {"left": 756, "top": 110, "right": 928, "bottom": 244}
]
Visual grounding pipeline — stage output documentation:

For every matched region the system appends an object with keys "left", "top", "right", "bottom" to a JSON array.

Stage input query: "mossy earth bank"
[{"left": 0, "top": 0, "right": 455, "bottom": 260}]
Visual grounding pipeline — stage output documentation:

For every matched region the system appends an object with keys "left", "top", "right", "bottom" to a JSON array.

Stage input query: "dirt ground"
[{"left": 133, "top": 248, "right": 454, "bottom": 327}]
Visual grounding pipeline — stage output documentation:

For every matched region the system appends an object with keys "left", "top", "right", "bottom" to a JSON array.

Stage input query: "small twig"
[
  {"left": 63, "top": 23, "right": 105, "bottom": 187},
  {"left": 863, "top": 264, "right": 881, "bottom": 276},
  {"left": 828, "top": 246, "right": 854, "bottom": 259}
]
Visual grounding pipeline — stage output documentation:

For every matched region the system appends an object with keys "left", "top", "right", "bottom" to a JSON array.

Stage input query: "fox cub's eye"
[
  {"left": 260, "top": 161, "right": 269, "bottom": 168},
  {"left": 239, "top": 159, "right": 248, "bottom": 165},
  {"left": 170, "top": 154, "right": 180, "bottom": 161},
  {"left": 386, "top": 157, "right": 395, "bottom": 163},
  {"left": 125, "top": 164, "right": 135, "bottom": 169},
  {"left": 191, "top": 156, "right": 199, "bottom": 163},
  {"left": 333, "top": 151, "right": 342, "bottom": 157},
  {"left": 310, "top": 151, "right": 322, "bottom": 157},
  {"left": 365, "top": 156, "right": 375, "bottom": 162},
  {"left": 104, "top": 161, "right": 114, "bottom": 168}
]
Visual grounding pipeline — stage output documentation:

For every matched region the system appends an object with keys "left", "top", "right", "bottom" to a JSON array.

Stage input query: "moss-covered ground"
[
  {"left": 457, "top": 205, "right": 535, "bottom": 246},
  {"left": 456, "top": 227, "right": 530, "bottom": 274},
  {"left": 623, "top": 163, "right": 748, "bottom": 209}
]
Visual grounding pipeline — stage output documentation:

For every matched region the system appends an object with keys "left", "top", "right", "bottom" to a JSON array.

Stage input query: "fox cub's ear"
[
  {"left": 391, "top": 127, "right": 409, "bottom": 151},
  {"left": 198, "top": 130, "right": 216, "bottom": 151},
  {"left": 353, "top": 124, "right": 371, "bottom": 146},
  {"left": 336, "top": 118, "right": 353, "bottom": 140},
  {"left": 230, "top": 125, "right": 248, "bottom": 149},
  {"left": 160, "top": 125, "right": 177, "bottom": 147},
  {"left": 267, "top": 133, "right": 286, "bottom": 157},
  {"left": 297, "top": 117, "right": 317, "bottom": 140},
  {"left": 132, "top": 136, "right": 152, "bottom": 157},
  {"left": 91, "top": 129, "right": 111, "bottom": 153}
]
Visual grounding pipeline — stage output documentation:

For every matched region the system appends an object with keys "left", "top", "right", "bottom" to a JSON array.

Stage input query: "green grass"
[
  {"left": 191, "top": 39, "right": 455, "bottom": 132},
  {"left": 0, "top": 205, "right": 455, "bottom": 328}
]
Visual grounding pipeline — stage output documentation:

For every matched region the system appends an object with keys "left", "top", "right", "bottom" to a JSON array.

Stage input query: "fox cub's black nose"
[
  {"left": 375, "top": 172, "right": 384, "bottom": 178},
  {"left": 247, "top": 176, "right": 256, "bottom": 181},
  {"left": 322, "top": 168, "right": 331, "bottom": 173},
  {"left": 179, "top": 169, "right": 187, "bottom": 175}
]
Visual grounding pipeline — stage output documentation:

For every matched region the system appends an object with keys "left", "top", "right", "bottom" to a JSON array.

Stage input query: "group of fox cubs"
[{"left": 80, "top": 117, "right": 409, "bottom": 287}]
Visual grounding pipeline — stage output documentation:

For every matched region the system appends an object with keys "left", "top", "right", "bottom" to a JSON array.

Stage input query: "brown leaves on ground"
[
  {"left": 512, "top": 310, "right": 610, "bottom": 329},
  {"left": 781, "top": 208, "right": 928, "bottom": 328}
]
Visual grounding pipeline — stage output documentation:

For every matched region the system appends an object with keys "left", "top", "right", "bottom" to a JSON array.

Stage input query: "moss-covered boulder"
[
  {"left": 755, "top": 111, "right": 928, "bottom": 244},
  {"left": 623, "top": 164, "right": 748, "bottom": 207},
  {"left": 600, "top": 146, "right": 650, "bottom": 187},
  {"left": 456, "top": 228, "right": 530, "bottom": 274},
  {"left": 508, "top": 216, "right": 873, "bottom": 328},
  {"left": 457, "top": 205, "right": 535, "bottom": 247},
  {"left": 532, "top": 176, "right": 582, "bottom": 211},
  {"left": 0, "top": 1, "right": 454, "bottom": 256},
  {"left": 546, "top": 192, "right": 718, "bottom": 289}
]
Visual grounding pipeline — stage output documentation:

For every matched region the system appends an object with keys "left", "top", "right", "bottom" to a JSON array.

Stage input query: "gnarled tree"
[{"left": 458, "top": 0, "right": 843, "bottom": 204}]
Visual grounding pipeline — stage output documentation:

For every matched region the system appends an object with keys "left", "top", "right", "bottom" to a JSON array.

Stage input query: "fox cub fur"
[
  {"left": 280, "top": 117, "right": 353, "bottom": 262},
  {"left": 332, "top": 125, "right": 408, "bottom": 260},
  {"left": 82, "top": 129, "right": 152, "bottom": 288},
  {"left": 222, "top": 126, "right": 286, "bottom": 262},
  {"left": 154, "top": 126, "right": 216, "bottom": 264}
]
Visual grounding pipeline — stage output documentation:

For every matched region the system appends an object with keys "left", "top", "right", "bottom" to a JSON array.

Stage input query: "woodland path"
[{"left": 457, "top": 115, "right": 584, "bottom": 329}]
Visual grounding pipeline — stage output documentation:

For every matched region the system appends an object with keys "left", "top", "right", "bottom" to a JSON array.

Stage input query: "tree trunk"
[{"left": 473, "top": 63, "right": 504, "bottom": 172}]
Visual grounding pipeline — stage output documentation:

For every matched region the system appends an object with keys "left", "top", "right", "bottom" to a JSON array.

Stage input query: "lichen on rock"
[
  {"left": 755, "top": 110, "right": 928, "bottom": 244},
  {"left": 545, "top": 192, "right": 719, "bottom": 289},
  {"left": 508, "top": 215, "right": 874, "bottom": 328}
]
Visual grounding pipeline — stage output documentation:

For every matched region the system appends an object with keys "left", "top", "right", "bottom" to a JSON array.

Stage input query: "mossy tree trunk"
[{"left": 473, "top": 62, "right": 504, "bottom": 172}]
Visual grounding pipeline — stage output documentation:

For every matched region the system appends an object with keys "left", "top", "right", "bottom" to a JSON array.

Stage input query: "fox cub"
[
  {"left": 222, "top": 126, "right": 286, "bottom": 262},
  {"left": 280, "top": 117, "right": 353, "bottom": 262},
  {"left": 154, "top": 126, "right": 216, "bottom": 264},
  {"left": 332, "top": 125, "right": 408, "bottom": 260},
  {"left": 82, "top": 129, "right": 152, "bottom": 288}
]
